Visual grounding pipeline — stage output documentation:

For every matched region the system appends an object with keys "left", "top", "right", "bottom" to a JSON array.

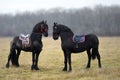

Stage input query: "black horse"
[
  {"left": 53, "top": 22, "right": 101, "bottom": 71},
  {"left": 6, "top": 21, "right": 48, "bottom": 70}
]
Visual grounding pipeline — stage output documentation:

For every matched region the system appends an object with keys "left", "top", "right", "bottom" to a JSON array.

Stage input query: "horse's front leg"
[
  {"left": 63, "top": 52, "right": 67, "bottom": 71},
  {"left": 34, "top": 52, "right": 40, "bottom": 70},
  {"left": 31, "top": 52, "right": 35, "bottom": 70}
]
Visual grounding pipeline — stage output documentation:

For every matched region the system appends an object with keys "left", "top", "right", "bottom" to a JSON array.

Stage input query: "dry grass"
[{"left": 0, "top": 37, "right": 120, "bottom": 80}]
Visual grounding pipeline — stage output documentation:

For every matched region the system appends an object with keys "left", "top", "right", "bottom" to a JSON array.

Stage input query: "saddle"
[
  {"left": 19, "top": 33, "right": 31, "bottom": 48},
  {"left": 73, "top": 35, "right": 85, "bottom": 43}
]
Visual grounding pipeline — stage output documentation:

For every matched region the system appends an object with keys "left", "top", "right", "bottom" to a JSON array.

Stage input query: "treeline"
[{"left": 0, "top": 5, "right": 120, "bottom": 37}]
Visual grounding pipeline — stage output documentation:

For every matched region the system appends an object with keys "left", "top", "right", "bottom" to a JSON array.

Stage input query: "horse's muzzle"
[
  {"left": 53, "top": 35, "right": 59, "bottom": 40},
  {"left": 43, "top": 32, "right": 48, "bottom": 37}
]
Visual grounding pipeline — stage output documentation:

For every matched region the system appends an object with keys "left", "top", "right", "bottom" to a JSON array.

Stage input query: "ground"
[{"left": 0, "top": 37, "right": 120, "bottom": 80}]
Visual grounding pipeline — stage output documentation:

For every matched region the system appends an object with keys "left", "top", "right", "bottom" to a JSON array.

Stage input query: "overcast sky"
[{"left": 0, "top": 0, "right": 120, "bottom": 14}]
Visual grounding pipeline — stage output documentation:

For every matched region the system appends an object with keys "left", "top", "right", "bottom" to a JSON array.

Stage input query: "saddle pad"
[
  {"left": 19, "top": 33, "right": 30, "bottom": 46},
  {"left": 73, "top": 35, "right": 85, "bottom": 43}
]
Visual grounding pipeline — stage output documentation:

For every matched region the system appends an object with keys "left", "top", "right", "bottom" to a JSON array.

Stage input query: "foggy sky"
[{"left": 0, "top": 0, "right": 120, "bottom": 14}]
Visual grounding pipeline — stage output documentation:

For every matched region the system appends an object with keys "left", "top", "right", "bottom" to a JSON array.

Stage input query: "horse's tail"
[
  {"left": 91, "top": 34, "right": 99, "bottom": 60},
  {"left": 10, "top": 39, "right": 18, "bottom": 66},
  {"left": 91, "top": 48, "right": 97, "bottom": 60}
]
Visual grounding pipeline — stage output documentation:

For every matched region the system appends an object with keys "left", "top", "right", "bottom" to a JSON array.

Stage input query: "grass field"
[{"left": 0, "top": 37, "right": 120, "bottom": 80}]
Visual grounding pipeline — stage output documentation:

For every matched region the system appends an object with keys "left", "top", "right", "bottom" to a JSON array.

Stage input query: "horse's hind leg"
[
  {"left": 6, "top": 47, "right": 16, "bottom": 68},
  {"left": 96, "top": 50, "right": 102, "bottom": 68},
  {"left": 86, "top": 49, "right": 91, "bottom": 68},
  {"left": 68, "top": 53, "right": 72, "bottom": 71},
  {"left": 6, "top": 52, "right": 12, "bottom": 68}
]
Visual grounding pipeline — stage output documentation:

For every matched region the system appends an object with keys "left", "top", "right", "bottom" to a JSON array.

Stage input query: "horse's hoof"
[
  {"left": 31, "top": 66, "right": 39, "bottom": 70},
  {"left": 16, "top": 64, "right": 20, "bottom": 67},
  {"left": 34, "top": 66, "right": 40, "bottom": 70},
  {"left": 99, "top": 66, "right": 102, "bottom": 68},
  {"left": 68, "top": 69, "right": 72, "bottom": 72},
  {"left": 6, "top": 63, "right": 9, "bottom": 68},
  {"left": 62, "top": 68, "right": 67, "bottom": 71},
  {"left": 31, "top": 65, "right": 34, "bottom": 70},
  {"left": 86, "top": 66, "right": 90, "bottom": 69}
]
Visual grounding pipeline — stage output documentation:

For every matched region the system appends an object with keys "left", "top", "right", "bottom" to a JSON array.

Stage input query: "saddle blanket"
[
  {"left": 19, "top": 33, "right": 31, "bottom": 47},
  {"left": 73, "top": 35, "right": 85, "bottom": 43}
]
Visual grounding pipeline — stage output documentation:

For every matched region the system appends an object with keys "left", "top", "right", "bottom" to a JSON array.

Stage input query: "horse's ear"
[
  {"left": 54, "top": 22, "right": 55, "bottom": 25},
  {"left": 45, "top": 20, "right": 47, "bottom": 24},
  {"left": 54, "top": 22, "right": 57, "bottom": 25},
  {"left": 41, "top": 20, "right": 44, "bottom": 24}
]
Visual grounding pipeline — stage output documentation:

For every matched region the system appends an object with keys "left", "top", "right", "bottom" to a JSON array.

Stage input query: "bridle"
[{"left": 40, "top": 24, "right": 48, "bottom": 33}]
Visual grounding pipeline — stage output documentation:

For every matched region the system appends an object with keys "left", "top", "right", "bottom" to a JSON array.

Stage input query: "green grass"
[{"left": 0, "top": 37, "right": 120, "bottom": 80}]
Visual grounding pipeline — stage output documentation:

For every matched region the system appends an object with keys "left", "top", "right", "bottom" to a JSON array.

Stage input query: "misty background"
[{"left": 0, "top": 5, "right": 120, "bottom": 37}]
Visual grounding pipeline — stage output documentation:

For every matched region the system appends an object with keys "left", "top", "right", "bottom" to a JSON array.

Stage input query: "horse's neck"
[
  {"left": 32, "top": 30, "right": 42, "bottom": 34},
  {"left": 60, "top": 31, "right": 74, "bottom": 42},
  {"left": 30, "top": 33, "right": 42, "bottom": 42}
]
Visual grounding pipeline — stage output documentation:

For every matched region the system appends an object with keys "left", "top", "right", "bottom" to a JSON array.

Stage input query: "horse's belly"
[
  {"left": 71, "top": 47, "right": 86, "bottom": 53},
  {"left": 22, "top": 47, "right": 32, "bottom": 52}
]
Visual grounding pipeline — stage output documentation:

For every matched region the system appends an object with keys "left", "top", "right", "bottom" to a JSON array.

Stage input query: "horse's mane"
[
  {"left": 32, "top": 21, "right": 44, "bottom": 32},
  {"left": 58, "top": 24, "right": 73, "bottom": 34}
]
